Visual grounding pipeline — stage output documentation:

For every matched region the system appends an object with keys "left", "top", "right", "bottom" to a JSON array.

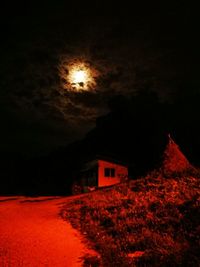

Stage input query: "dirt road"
[{"left": 0, "top": 196, "right": 94, "bottom": 267}]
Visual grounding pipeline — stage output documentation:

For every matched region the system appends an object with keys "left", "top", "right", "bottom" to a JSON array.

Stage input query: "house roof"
[
  {"left": 80, "top": 154, "right": 128, "bottom": 171},
  {"left": 96, "top": 154, "right": 128, "bottom": 166}
]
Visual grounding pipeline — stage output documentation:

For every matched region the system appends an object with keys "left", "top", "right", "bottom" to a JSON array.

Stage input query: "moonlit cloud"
[
  {"left": 3, "top": 35, "right": 170, "bottom": 151},
  {"left": 1, "top": 1, "right": 196, "bottom": 155}
]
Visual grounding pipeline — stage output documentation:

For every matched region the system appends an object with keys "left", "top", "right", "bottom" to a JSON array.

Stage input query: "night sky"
[{"left": 1, "top": 1, "right": 200, "bottom": 157}]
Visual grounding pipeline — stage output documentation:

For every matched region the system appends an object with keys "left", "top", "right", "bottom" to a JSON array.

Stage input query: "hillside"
[{"left": 61, "top": 138, "right": 200, "bottom": 266}]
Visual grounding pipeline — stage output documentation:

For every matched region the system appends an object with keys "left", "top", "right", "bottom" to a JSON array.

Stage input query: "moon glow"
[
  {"left": 65, "top": 62, "right": 97, "bottom": 91},
  {"left": 70, "top": 69, "right": 87, "bottom": 85}
]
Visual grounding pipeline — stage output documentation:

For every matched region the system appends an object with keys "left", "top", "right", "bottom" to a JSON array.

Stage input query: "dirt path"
[{"left": 0, "top": 196, "right": 94, "bottom": 267}]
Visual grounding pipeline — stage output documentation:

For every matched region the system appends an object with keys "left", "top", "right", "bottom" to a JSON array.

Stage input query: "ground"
[{"left": 0, "top": 196, "right": 96, "bottom": 267}]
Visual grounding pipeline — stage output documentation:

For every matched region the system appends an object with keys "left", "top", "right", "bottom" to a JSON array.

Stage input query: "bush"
[{"left": 61, "top": 173, "right": 200, "bottom": 266}]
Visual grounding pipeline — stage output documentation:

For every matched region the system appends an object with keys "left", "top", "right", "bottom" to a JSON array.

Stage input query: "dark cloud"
[{"left": 1, "top": 1, "right": 199, "bottom": 155}]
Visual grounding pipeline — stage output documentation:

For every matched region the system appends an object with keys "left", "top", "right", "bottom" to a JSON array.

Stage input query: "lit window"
[{"left": 104, "top": 168, "right": 115, "bottom": 177}]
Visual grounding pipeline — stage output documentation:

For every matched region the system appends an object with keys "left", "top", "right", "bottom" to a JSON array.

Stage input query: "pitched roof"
[{"left": 80, "top": 154, "right": 128, "bottom": 171}]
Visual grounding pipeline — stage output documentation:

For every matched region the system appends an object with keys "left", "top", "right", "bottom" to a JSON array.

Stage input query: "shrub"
[{"left": 61, "top": 173, "right": 200, "bottom": 266}]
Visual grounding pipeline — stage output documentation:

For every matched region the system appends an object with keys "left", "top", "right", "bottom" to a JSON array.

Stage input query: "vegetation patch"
[{"left": 61, "top": 170, "right": 200, "bottom": 266}]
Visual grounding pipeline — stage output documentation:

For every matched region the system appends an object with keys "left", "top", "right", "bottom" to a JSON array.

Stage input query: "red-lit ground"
[{"left": 0, "top": 196, "right": 95, "bottom": 267}]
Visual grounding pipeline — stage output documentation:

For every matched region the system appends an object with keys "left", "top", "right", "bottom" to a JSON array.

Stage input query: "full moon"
[
  {"left": 66, "top": 62, "right": 97, "bottom": 91},
  {"left": 71, "top": 69, "right": 87, "bottom": 84},
  {"left": 59, "top": 59, "right": 99, "bottom": 91}
]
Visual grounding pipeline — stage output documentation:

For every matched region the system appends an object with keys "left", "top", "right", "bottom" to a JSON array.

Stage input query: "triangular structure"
[{"left": 162, "top": 134, "right": 194, "bottom": 175}]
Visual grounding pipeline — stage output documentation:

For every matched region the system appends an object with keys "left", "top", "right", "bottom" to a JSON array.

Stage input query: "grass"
[{"left": 61, "top": 170, "right": 200, "bottom": 266}]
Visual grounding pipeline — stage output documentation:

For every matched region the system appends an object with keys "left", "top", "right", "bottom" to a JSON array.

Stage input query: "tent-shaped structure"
[{"left": 162, "top": 134, "right": 195, "bottom": 175}]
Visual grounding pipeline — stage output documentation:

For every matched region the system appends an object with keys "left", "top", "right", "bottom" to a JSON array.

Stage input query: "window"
[
  {"left": 110, "top": 168, "right": 115, "bottom": 177},
  {"left": 104, "top": 168, "right": 115, "bottom": 177}
]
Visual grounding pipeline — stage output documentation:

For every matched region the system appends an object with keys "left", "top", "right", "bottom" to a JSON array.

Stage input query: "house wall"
[
  {"left": 98, "top": 160, "right": 128, "bottom": 187},
  {"left": 80, "top": 167, "right": 98, "bottom": 187}
]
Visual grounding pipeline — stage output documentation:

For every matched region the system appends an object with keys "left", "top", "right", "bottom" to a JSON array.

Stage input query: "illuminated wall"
[{"left": 98, "top": 160, "right": 128, "bottom": 187}]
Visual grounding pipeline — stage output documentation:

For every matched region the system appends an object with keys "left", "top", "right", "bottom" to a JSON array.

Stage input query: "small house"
[{"left": 75, "top": 157, "right": 128, "bottom": 192}]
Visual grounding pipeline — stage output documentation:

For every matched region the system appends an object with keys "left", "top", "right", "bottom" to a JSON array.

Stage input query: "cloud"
[
  {"left": 2, "top": 33, "right": 168, "bottom": 151},
  {"left": 2, "top": 4, "right": 194, "bottom": 155}
]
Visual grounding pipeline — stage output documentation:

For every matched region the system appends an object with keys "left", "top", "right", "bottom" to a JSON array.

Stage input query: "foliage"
[{"left": 61, "top": 171, "right": 200, "bottom": 267}]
